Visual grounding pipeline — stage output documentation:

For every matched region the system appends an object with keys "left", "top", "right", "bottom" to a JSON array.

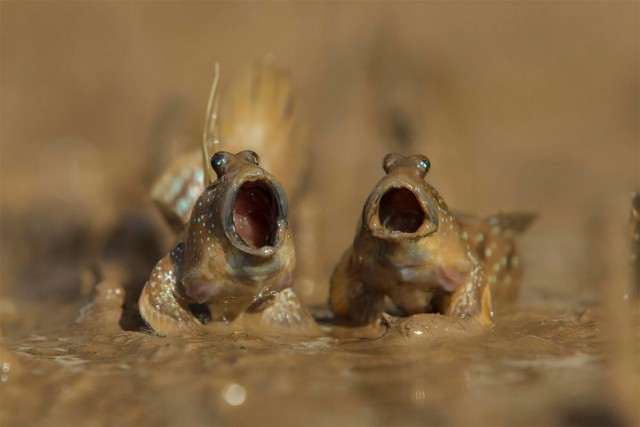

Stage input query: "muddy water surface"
[{"left": 1, "top": 294, "right": 635, "bottom": 426}]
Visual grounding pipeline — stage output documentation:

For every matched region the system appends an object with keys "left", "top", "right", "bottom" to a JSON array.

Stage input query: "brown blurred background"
[{"left": 1, "top": 2, "right": 638, "bottom": 321}]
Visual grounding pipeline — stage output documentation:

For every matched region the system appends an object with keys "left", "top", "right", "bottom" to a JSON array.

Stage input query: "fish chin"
[
  {"left": 184, "top": 277, "right": 255, "bottom": 305},
  {"left": 185, "top": 280, "right": 218, "bottom": 304}
]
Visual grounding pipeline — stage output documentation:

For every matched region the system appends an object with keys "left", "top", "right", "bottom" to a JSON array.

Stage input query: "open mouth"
[
  {"left": 378, "top": 188, "right": 426, "bottom": 233},
  {"left": 232, "top": 181, "right": 278, "bottom": 248}
]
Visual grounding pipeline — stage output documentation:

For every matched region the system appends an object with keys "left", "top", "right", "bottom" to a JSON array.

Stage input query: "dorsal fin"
[{"left": 218, "top": 58, "right": 306, "bottom": 198}]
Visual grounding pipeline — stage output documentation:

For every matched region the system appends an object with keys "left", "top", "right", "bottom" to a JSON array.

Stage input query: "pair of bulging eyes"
[
  {"left": 210, "top": 150, "right": 431, "bottom": 179},
  {"left": 382, "top": 153, "right": 430, "bottom": 177},
  {"left": 210, "top": 150, "right": 259, "bottom": 178}
]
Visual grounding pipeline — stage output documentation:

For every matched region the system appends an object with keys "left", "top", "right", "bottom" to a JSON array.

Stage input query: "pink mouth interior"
[
  {"left": 378, "top": 188, "right": 425, "bottom": 233},
  {"left": 232, "top": 181, "right": 277, "bottom": 248}
]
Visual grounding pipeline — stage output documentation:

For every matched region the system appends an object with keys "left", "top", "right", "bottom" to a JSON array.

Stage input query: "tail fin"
[
  {"left": 219, "top": 58, "right": 307, "bottom": 198},
  {"left": 150, "top": 151, "right": 203, "bottom": 232}
]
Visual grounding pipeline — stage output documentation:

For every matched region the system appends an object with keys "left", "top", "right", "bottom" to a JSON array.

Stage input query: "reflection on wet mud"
[{"left": 2, "top": 297, "right": 633, "bottom": 426}]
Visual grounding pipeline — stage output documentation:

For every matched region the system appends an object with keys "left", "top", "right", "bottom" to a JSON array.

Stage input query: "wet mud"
[
  {"left": 2, "top": 260, "right": 638, "bottom": 426},
  {"left": 1, "top": 295, "right": 633, "bottom": 427}
]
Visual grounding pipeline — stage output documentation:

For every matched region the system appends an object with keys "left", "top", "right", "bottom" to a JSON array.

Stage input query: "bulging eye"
[
  {"left": 240, "top": 150, "right": 260, "bottom": 165},
  {"left": 416, "top": 156, "right": 430, "bottom": 176},
  {"left": 383, "top": 153, "right": 401, "bottom": 174},
  {"left": 211, "top": 151, "right": 231, "bottom": 178}
]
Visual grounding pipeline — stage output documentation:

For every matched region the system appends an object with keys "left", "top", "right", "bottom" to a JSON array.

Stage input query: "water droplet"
[{"left": 222, "top": 383, "right": 247, "bottom": 406}]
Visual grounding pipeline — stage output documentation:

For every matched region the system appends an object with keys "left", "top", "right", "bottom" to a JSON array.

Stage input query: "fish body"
[
  {"left": 139, "top": 151, "right": 296, "bottom": 335},
  {"left": 330, "top": 153, "right": 533, "bottom": 326},
  {"left": 139, "top": 60, "right": 311, "bottom": 336}
]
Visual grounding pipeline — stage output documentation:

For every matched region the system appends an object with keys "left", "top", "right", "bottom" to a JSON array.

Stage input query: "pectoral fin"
[
  {"left": 329, "top": 250, "right": 385, "bottom": 326},
  {"left": 446, "top": 269, "right": 493, "bottom": 327},
  {"left": 139, "top": 247, "right": 204, "bottom": 336}
]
